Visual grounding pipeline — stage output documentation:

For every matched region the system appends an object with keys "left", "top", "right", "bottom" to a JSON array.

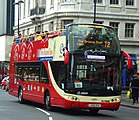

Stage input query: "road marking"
[
  {"left": 49, "top": 117, "right": 53, "bottom": 120},
  {"left": 36, "top": 107, "right": 51, "bottom": 116},
  {"left": 36, "top": 108, "right": 54, "bottom": 120}
]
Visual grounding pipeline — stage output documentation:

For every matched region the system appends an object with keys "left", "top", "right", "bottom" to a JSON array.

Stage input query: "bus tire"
[
  {"left": 18, "top": 88, "right": 24, "bottom": 104},
  {"left": 44, "top": 92, "right": 52, "bottom": 110},
  {"left": 89, "top": 109, "right": 99, "bottom": 114}
]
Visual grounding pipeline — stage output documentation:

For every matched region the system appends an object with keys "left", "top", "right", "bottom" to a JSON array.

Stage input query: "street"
[{"left": 0, "top": 89, "right": 139, "bottom": 120}]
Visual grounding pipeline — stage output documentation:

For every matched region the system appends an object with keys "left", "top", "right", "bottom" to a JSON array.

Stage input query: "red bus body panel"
[{"left": 9, "top": 39, "right": 120, "bottom": 111}]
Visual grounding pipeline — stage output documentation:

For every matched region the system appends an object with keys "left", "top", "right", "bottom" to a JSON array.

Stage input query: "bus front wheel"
[
  {"left": 45, "top": 92, "right": 52, "bottom": 110},
  {"left": 18, "top": 88, "right": 24, "bottom": 104}
]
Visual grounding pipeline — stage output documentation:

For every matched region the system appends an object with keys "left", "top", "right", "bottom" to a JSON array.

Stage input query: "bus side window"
[
  {"left": 15, "top": 66, "right": 22, "bottom": 80},
  {"left": 40, "top": 63, "right": 49, "bottom": 83},
  {"left": 28, "top": 67, "right": 40, "bottom": 82},
  {"left": 22, "top": 69, "right": 28, "bottom": 81},
  {"left": 34, "top": 68, "right": 40, "bottom": 82}
]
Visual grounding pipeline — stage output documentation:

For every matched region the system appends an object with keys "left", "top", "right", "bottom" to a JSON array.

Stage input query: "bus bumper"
[{"left": 64, "top": 100, "right": 120, "bottom": 110}]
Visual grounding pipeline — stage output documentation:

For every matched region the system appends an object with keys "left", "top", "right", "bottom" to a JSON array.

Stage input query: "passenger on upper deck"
[
  {"left": 77, "top": 31, "right": 83, "bottom": 36},
  {"left": 82, "top": 30, "right": 87, "bottom": 37},
  {"left": 104, "top": 28, "right": 114, "bottom": 40},
  {"left": 35, "top": 31, "right": 42, "bottom": 41},
  {"left": 13, "top": 29, "right": 65, "bottom": 44},
  {"left": 85, "top": 30, "right": 94, "bottom": 40},
  {"left": 41, "top": 32, "right": 45, "bottom": 39},
  {"left": 29, "top": 33, "right": 34, "bottom": 42},
  {"left": 44, "top": 31, "right": 49, "bottom": 38}
]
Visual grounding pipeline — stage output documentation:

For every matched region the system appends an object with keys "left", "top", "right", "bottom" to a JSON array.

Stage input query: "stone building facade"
[{"left": 14, "top": 0, "right": 139, "bottom": 72}]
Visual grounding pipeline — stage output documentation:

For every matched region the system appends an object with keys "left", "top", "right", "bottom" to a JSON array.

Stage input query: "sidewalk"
[{"left": 121, "top": 90, "right": 139, "bottom": 109}]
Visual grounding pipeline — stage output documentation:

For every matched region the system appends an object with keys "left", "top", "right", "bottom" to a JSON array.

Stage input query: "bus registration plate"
[{"left": 88, "top": 104, "right": 101, "bottom": 107}]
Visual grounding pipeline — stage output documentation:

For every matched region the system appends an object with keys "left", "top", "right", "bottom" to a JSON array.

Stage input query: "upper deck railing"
[{"left": 13, "top": 29, "right": 66, "bottom": 45}]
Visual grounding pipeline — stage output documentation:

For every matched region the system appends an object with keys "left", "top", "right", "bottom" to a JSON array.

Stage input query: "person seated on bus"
[
  {"left": 26, "top": 35, "right": 30, "bottom": 42},
  {"left": 82, "top": 30, "right": 88, "bottom": 37},
  {"left": 35, "top": 31, "right": 42, "bottom": 41},
  {"left": 13, "top": 38, "right": 16, "bottom": 44},
  {"left": 14, "top": 33, "right": 22, "bottom": 44},
  {"left": 104, "top": 28, "right": 114, "bottom": 40},
  {"left": 92, "top": 28, "right": 103, "bottom": 40},
  {"left": 44, "top": 31, "right": 49, "bottom": 38},
  {"left": 34, "top": 76, "right": 39, "bottom": 82},
  {"left": 29, "top": 33, "right": 34, "bottom": 42},
  {"left": 77, "top": 31, "right": 83, "bottom": 36},
  {"left": 20, "top": 36, "right": 25, "bottom": 43},
  {"left": 41, "top": 32, "right": 45, "bottom": 39},
  {"left": 85, "top": 30, "right": 94, "bottom": 40},
  {"left": 21, "top": 70, "right": 28, "bottom": 81},
  {"left": 61, "top": 30, "right": 66, "bottom": 36},
  {"left": 13, "top": 35, "right": 19, "bottom": 44}
]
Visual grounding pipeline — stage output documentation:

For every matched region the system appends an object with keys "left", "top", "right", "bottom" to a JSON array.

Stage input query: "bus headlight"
[
  {"left": 115, "top": 97, "right": 120, "bottom": 102},
  {"left": 67, "top": 96, "right": 79, "bottom": 101},
  {"left": 111, "top": 97, "right": 120, "bottom": 102}
]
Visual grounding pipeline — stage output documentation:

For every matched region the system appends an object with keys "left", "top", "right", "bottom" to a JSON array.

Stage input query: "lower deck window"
[{"left": 14, "top": 62, "right": 49, "bottom": 83}]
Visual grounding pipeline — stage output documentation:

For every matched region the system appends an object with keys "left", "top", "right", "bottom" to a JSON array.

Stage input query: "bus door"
[{"left": 9, "top": 63, "right": 19, "bottom": 96}]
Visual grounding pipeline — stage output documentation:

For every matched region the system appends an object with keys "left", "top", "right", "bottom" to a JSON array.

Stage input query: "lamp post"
[
  {"left": 93, "top": 0, "right": 97, "bottom": 23},
  {"left": 14, "top": 0, "right": 24, "bottom": 36}
]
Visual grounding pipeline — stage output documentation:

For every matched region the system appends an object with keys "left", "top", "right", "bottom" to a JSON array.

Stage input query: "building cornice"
[{"left": 120, "top": 39, "right": 139, "bottom": 46}]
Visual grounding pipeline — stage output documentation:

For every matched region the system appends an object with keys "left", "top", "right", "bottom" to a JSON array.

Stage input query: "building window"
[
  {"left": 38, "top": 0, "right": 46, "bottom": 14},
  {"left": 60, "top": 0, "right": 76, "bottom": 2},
  {"left": 35, "top": 25, "right": 41, "bottom": 32},
  {"left": 61, "top": 20, "right": 73, "bottom": 29},
  {"left": 19, "top": 3, "right": 22, "bottom": 19},
  {"left": 126, "top": 0, "right": 134, "bottom": 5},
  {"left": 23, "top": 0, "right": 26, "bottom": 18},
  {"left": 22, "top": 30, "right": 25, "bottom": 36},
  {"left": 95, "top": 21, "right": 103, "bottom": 24},
  {"left": 27, "top": 28, "right": 30, "bottom": 35},
  {"left": 64, "top": 0, "right": 76, "bottom": 2},
  {"left": 125, "top": 23, "right": 134, "bottom": 38},
  {"left": 96, "top": 0, "right": 103, "bottom": 3},
  {"left": 49, "top": 21, "right": 54, "bottom": 31},
  {"left": 110, "top": 0, "right": 119, "bottom": 4},
  {"left": 28, "top": 0, "right": 30, "bottom": 16},
  {"left": 50, "top": 0, "right": 54, "bottom": 5},
  {"left": 110, "top": 22, "right": 119, "bottom": 35}
]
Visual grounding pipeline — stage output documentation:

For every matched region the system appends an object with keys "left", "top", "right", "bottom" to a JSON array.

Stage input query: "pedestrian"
[{"left": 131, "top": 74, "right": 139, "bottom": 105}]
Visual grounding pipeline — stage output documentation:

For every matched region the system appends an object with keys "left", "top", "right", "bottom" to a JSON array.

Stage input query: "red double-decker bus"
[{"left": 9, "top": 23, "right": 132, "bottom": 113}]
